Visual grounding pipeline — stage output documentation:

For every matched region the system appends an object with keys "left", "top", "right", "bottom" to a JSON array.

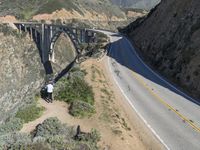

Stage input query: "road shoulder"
[{"left": 103, "top": 56, "right": 165, "bottom": 150}]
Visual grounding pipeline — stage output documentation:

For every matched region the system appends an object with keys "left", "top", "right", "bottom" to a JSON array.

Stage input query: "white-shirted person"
[{"left": 46, "top": 81, "right": 54, "bottom": 103}]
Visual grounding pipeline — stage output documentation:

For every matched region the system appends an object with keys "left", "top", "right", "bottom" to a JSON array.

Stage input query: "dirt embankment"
[{"left": 0, "top": 15, "right": 17, "bottom": 23}]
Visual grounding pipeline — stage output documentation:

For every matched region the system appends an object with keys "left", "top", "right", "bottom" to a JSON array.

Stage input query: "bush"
[
  {"left": 55, "top": 77, "right": 94, "bottom": 105},
  {"left": 33, "top": 117, "right": 73, "bottom": 138},
  {"left": 69, "top": 100, "right": 95, "bottom": 117},
  {"left": 24, "top": 142, "right": 51, "bottom": 150},
  {"left": 46, "top": 135, "right": 66, "bottom": 149},
  {"left": 0, "top": 118, "right": 23, "bottom": 135},
  {"left": 15, "top": 104, "right": 45, "bottom": 123},
  {"left": 0, "top": 117, "right": 100, "bottom": 150},
  {"left": 79, "top": 129, "right": 101, "bottom": 143},
  {"left": 69, "top": 67, "right": 87, "bottom": 79},
  {"left": 0, "top": 133, "right": 50, "bottom": 150},
  {"left": 89, "top": 129, "right": 101, "bottom": 143},
  {"left": 0, "top": 133, "right": 31, "bottom": 149},
  {"left": 54, "top": 66, "right": 95, "bottom": 118}
]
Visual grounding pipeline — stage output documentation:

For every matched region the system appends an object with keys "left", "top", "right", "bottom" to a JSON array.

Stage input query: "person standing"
[{"left": 46, "top": 81, "right": 54, "bottom": 103}]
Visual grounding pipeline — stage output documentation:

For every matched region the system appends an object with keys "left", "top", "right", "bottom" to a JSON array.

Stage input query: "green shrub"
[
  {"left": 69, "top": 100, "right": 95, "bottom": 117},
  {"left": 0, "top": 118, "right": 23, "bottom": 135},
  {"left": 55, "top": 77, "right": 94, "bottom": 105},
  {"left": 80, "top": 128, "right": 101, "bottom": 143},
  {"left": 34, "top": 117, "right": 63, "bottom": 137},
  {"left": 90, "top": 129, "right": 101, "bottom": 143},
  {"left": 47, "top": 135, "right": 65, "bottom": 149},
  {"left": 0, "top": 117, "right": 100, "bottom": 150},
  {"left": 72, "top": 143, "right": 91, "bottom": 150},
  {"left": 0, "top": 133, "right": 31, "bottom": 149},
  {"left": 24, "top": 142, "right": 51, "bottom": 150},
  {"left": 69, "top": 67, "right": 87, "bottom": 79},
  {"left": 54, "top": 66, "right": 95, "bottom": 118},
  {"left": 72, "top": 128, "right": 100, "bottom": 150},
  {"left": 15, "top": 104, "right": 45, "bottom": 123}
]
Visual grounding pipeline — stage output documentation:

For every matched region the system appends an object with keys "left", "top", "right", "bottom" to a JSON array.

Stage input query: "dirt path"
[
  {"left": 20, "top": 58, "right": 162, "bottom": 150},
  {"left": 20, "top": 100, "right": 70, "bottom": 133}
]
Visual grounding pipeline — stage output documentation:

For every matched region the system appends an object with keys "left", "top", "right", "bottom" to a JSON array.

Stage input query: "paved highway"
[{"left": 102, "top": 31, "right": 200, "bottom": 150}]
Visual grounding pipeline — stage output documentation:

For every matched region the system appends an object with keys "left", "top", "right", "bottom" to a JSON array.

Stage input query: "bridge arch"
[{"left": 49, "top": 28, "right": 81, "bottom": 62}]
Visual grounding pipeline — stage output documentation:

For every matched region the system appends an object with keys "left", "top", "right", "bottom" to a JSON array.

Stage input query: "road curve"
[{"left": 101, "top": 31, "right": 200, "bottom": 150}]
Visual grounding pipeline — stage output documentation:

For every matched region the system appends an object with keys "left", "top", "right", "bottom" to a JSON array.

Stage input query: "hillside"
[
  {"left": 0, "top": 26, "right": 156, "bottom": 150},
  {"left": 110, "top": 0, "right": 160, "bottom": 10},
  {"left": 0, "top": 0, "right": 126, "bottom": 20},
  {"left": 0, "top": 26, "right": 43, "bottom": 122},
  {"left": 0, "top": 24, "right": 77, "bottom": 121},
  {"left": 122, "top": 0, "right": 200, "bottom": 101}
]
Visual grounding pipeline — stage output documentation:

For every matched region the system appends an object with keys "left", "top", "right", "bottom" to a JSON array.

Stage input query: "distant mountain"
[
  {"left": 110, "top": 0, "right": 161, "bottom": 10},
  {"left": 0, "top": 0, "right": 126, "bottom": 20}
]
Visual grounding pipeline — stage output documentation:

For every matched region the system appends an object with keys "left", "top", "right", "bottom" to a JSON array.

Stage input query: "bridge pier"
[
  {"left": 49, "top": 26, "right": 55, "bottom": 63},
  {"left": 19, "top": 24, "right": 22, "bottom": 34},
  {"left": 30, "top": 27, "right": 33, "bottom": 41},
  {"left": 24, "top": 26, "right": 27, "bottom": 33},
  {"left": 34, "top": 28, "right": 38, "bottom": 43}
]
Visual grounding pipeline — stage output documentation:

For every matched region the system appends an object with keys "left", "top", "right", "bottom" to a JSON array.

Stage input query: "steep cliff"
[{"left": 123, "top": 0, "right": 200, "bottom": 101}]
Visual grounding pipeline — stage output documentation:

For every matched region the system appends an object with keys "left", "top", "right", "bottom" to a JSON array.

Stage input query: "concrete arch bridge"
[{"left": 14, "top": 23, "right": 108, "bottom": 82}]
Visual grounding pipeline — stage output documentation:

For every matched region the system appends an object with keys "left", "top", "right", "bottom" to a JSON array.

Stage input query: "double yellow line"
[{"left": 131, "top": 71, "right": 200, "bottom": 133}]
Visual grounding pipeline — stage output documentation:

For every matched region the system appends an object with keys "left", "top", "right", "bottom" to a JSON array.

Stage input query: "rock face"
[
  {"left": 110, "top": 0, "right": 160, "bottom": 10},
  {"left": 123, "top": 0, "right": 200, "bottom": 101},
  {"left": 0, "top": 29, "right": 43, "bottom": 122}
]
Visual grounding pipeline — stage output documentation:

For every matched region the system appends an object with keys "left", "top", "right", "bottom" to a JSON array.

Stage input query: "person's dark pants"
[{"left": 47, "top": 92, "right": 53, "bottom": 102}]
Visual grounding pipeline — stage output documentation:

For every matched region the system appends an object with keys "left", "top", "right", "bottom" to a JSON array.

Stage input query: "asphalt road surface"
[{"left": 102, "top": 31, "right": 200, "bottom": 150}]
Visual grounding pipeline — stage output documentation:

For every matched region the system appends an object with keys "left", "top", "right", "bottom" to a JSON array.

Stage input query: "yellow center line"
[{"left": 131, "top": 71, "right": 200, "bottom": 133}]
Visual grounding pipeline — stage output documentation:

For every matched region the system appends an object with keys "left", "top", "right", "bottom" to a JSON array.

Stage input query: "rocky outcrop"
[{"left": 123, "top": 0, "right": 200, "bottom": 100}]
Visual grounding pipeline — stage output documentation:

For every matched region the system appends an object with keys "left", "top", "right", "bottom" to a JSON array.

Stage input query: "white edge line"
[{"left": 107, "top": 45, "right": 170, "bottom": 150}]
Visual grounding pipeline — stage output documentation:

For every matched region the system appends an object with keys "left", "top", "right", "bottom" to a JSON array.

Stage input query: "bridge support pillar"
[
  {"left": 34, "top": 29, "right": 37, "bottom": 43},
  {"left": 30, "top": 27, "right": 33, "bottom": 41},
  {"left": 41, "top": 24, "right": 45, "bottom": 63},
  {"left": 49, "top": 50, "right": 55, "bottom": 63},
  {"left": 49, "top": 26, "right": 55, "bottom": 63},
  {"left": 24, "top": 26, "right": 27, "bottom": 32},
  {"left": 18, "top": 24, "right": 22, "bottom": 35}
]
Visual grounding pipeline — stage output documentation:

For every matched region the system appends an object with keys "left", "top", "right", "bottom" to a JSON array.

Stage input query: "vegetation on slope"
[
  {"left": 0, "top": 94, "right": 44, "bottom": 136},
  {"left": 0, "top": 0, "right": 125, "bottom": 20},
  {"left": 0, "top": 118, "right": 23, "bottom": 135},
  {"left": 15, "top": 103, "right": 45, "bottom": 123},
  {"left": 55, "top": 67, "right": 95, "bottom": 117},
  {"left": 36, "top": 0, "right": 81, "bottom": 15},
  {"left": 0, "top": 117, "right": 100, "bottom": 150}
]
